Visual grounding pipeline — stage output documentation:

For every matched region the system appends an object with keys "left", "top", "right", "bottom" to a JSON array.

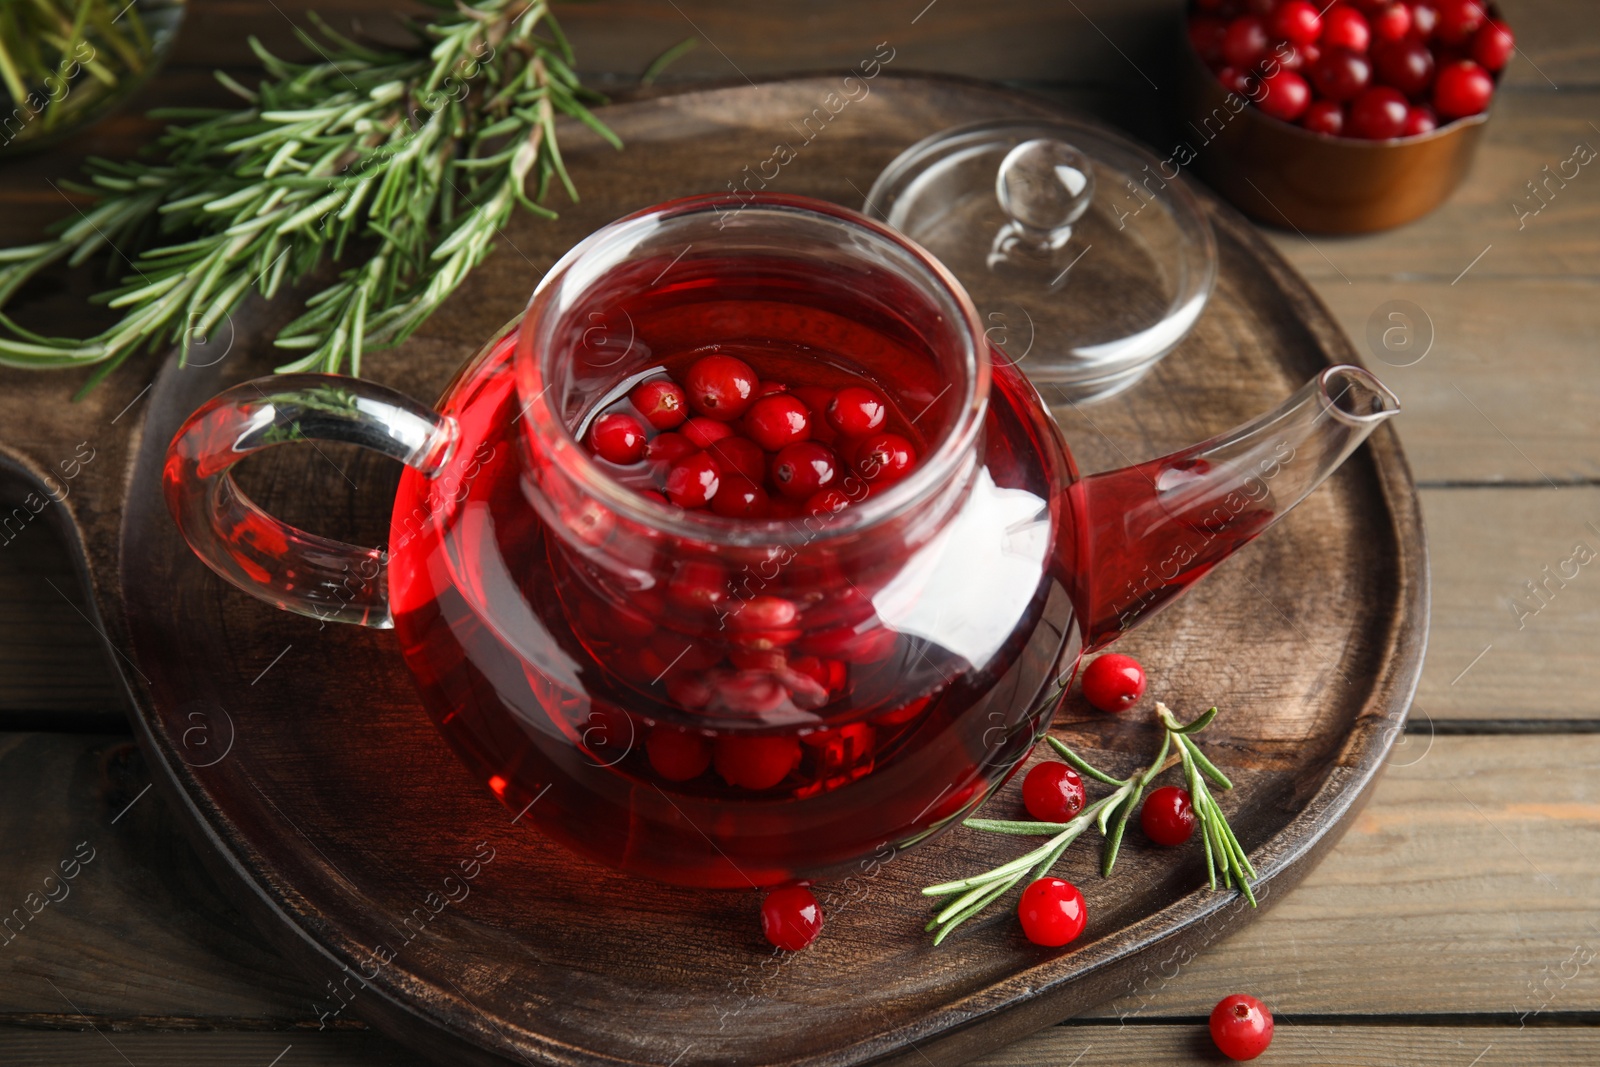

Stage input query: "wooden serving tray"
[{"left": 0, "top": 76, "right": 1426, "bottom": 1067}]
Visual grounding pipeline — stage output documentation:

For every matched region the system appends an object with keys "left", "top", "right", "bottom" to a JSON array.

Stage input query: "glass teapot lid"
[{"left": 863, "top": 118, "right": 1218, "bottom": 403}]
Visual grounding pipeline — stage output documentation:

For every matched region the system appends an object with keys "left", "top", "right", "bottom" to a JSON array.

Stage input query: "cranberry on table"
[
  {"left": 1310, "top": 48, "right": 1372, "bottom": 102},
  {"left": 1080, "top": 652, "right": 1147, "bottom": 713},
  {"left": 664, "top": 451, "right": 721, "bottom": 508},
  {"left": 1256, "top": 69, "right": 1311, "bottom": 121},
  {"left": 647, "top": 727, "right": 711, "bottom": 781},
  {"left": 1221, "top": 15, "right": 1271, "bottom": 68},
  {"left": 684, "top": 353, "right": 758, "bottom": 421},
  {"left": 826, "top": 385, "right": 888, "bottom": 438},
  {"left": 761, "top": 886, "right": 824, "bottom": 951},
  {"left": 1022, "top": 762, "right": 1086, "bottom": 822},
  {"left": 646, "top": 430, "right": 695, "bottom": 465},
  {"left": 1141, "top": 785, "right": 1198, "bottom": 846},
  {"left": 682, "top": 415, "right": 735, "bottom": 449},
  {"left": 1371, "top": 1, "right": 1411, "bottom": 42},
  {"left": 710, "top": 474, "right": 769, "bottom": 518},
  {"left": 588, "top": 412, "right": 647, "bottom": 465},
  {"left": 854, "top": 432, "right": 916, "bottom": 483},
  {"left": 771, "top": 441, "right": 840, "bottom": 499},
  {"left": 1270, "top": 0, "right": 1322, "bottom": 47},
  {"left": 1016, "top": 877, "right": 1087, "bottom": 947},
  {"left": 629, "top": 379, "right": 687, "bottom": 430},
  {"left": 742, "top": 393, "right": 812, "bottom": 451},
  {"left": 1301, "top": 98, "right": 1345, "bottom": 136},
  {"left": 714, "top": 734, "right": 801, "bottom": 790},
  {"left": 1471, "top": 19, "right": 1515, "bottom": 71},
  {"left": 1347, "top": 85, "right": 1410, "bottom": 138},
  {"left": 1372, "top": 38, "right": 1436, "bottom": 96},
  {"left": 1435, "top": 0, "right": 1488, "bottom": 44},
  {"left": 1402, "top": 104, "right": 1439, "bottom": 136},
  {"left": 1210, "top": 994, "right": 1275, "bottom": 1061},
  {"left": 1320, "top": 5, "right": 1371, "bottom": 53},
  {"left": 1433, "top": 58, "right": 1494, "bottom": 118}
]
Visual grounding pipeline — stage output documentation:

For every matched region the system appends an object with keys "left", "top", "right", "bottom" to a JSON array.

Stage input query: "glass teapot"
[{"left": 164, "top": 194, "right": 1398, "bottom": 888}]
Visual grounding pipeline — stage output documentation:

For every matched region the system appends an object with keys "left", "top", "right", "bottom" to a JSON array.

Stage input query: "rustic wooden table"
[{"left": 1, "top": 2, "right": 1596, "bottom": 1064}]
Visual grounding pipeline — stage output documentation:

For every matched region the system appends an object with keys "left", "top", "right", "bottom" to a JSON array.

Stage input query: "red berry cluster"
[
  {"left": 1188, "top": 0, "right": 1511, "bottom": 139},
  {"left": 586, "top": 352, "right": 918, "bottom": 520}
]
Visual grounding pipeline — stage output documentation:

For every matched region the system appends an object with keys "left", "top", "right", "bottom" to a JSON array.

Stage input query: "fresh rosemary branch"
[
  {"left": 921, "top": 702, "right": 1259, "bottom": 943},
  {"left": 0, "top": 0, "right": 618, "bottom": 391}
]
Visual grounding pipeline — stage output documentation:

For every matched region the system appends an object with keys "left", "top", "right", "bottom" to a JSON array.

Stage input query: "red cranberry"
[
  {"left": 771, "top": 441, "right": 840, "bottom": 499},
  {"left": 1188, "top": 15, "right": 1229, "bottom": 65},
  {"left": 647, "top": 727, "right": 710, "bottom": 781},
  {"left": 1347, "top": 85, "right": 1410, "bottom": 138},
  {"left": 1221, "top": 16, "right": 1271, "bottom": 68},
  {"left": 761, "top": 886, "right": 824, "bottom": 951},
  {"left": 684, "top": 354, "right": 758, "bottom": 421},
  {"left": 1022, "top": 762, "right": 1086, "bottom": 822},
  {"left": 1017, "top": 877, "right": 1086, "bottom": 947},
  {"left": 1471, "top": 18, "right": 1514, "bottom": 71},
  {"left": 804, "top": 487, "right": 852, "bottom": 517},
  {"left": 666, "top": 559, "right": 728, "bottom": 612},
  {"left": 707, "top": 435, "right": 765, "bottom": 481},
  {"left": 730, "top": 595, "right": 799, "bottom": 632},
  {"left": 1402, "top": 103, "right": 1438, "bottom": 135},
  {"left": 714, "top": 735, "right": 800, "bottom": 790},
  {"left": 1434, "top": 58, "right": 1494, "bottom": 118},
  {"left": 1270, "top": 0, "right": 1322, "bottom": 46},
  {"left": 854, "top": 433, "right": 916, "bottom": 484},
  {"left": 756, "top": 380, "right": 788, "bottom": 397},
  {"left": 1409, "top": 1, "right": 1440, "bottom": 38},
  {"left": 1321, "top": 5, "right": 1371, "bottom": 52},
  {"left": 742, "top": 394, "right": 812, "bottom": 451},
  {"left": 665, "top": 451, "right": 720, "bottom": 508},
  {"left": 826, "top": 386, "right": 888, "bottom": 438},
  {"left": 1435, "top": 0, "right": 1487, "bottom": 44},
  {"left": 629, "top": 379, "right": 687, "bottom": 430},
  {"left": 710, "top": 474, "right": 770, "bottom": 518},
  {"left": 588, "top": 412, "right": 647, "bottom": 465},
  {"left": 1371, "top": 1, "right": 1411, "bottom": 41},
  {"left": 637, "top": 489, "right": 669, "bottom": 505},
  {"left": 1080, "top": 652, "right": 1147, "bottom": 713},
  {"left": 1373, "top": 38, "right": 1436, "bottom": 95},
  {"left": 1301, "top": 98, "right": 1345, "bottom": 135},
  {"left": 1216, "top": 65, "right": 1254, "bottom": 96},
  {"left": 790, "top": 655, "right": 846, "bottom": 695},
  {"left": 646, "top": 431, "right": 695, "bottom": 465},
  {"left": 1141, "top": 785, "right": 1198, "bottom": 846},
  {"left": 1211, "top": 994, "right": 1274, "bottom": 1061},
  {"left": 1256, "top": 69, "right": 1311, "bottom": 121},
  {"left": 682, "top": 416, "right": 735, "bottom": 449},
  {"left": 1310, "top": 47, "right": 1372, "bottom": 101}
]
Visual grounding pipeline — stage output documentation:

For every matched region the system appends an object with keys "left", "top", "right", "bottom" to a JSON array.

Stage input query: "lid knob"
[{"left": 994, "top": 138, "right": 1095, "bottom": 241}]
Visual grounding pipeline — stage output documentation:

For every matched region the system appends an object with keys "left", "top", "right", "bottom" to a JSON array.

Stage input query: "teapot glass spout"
[{"left": 1072, "top": 365, "right": 1400, "bottom": 650}]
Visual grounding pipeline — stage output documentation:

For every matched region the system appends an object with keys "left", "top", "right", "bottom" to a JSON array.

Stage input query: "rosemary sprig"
[
  {"left": 921, "top": 702, "right": 1260, "bottom": 943},
  {"left": 0, "top": 0, "right": 619, "bottom": 391}
]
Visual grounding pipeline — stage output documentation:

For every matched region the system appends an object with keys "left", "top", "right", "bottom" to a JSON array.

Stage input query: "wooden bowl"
[{"left": 1173, "top": 15, "right": 1494, "bottom": 234}]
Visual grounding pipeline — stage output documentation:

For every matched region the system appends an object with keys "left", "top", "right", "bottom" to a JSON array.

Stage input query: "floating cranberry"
[
  {"left": 1221, "top": 15, "right": 1271, "bottom": 68},
  {"left": 707, "top": 435, "right": 765, "bottom": 481},
  {"left": 1257, "top": 69, "right": 1311, "bottom": 121},
  {"left": 1310, "top": 47, "right": 1372, "bottom": 101},
  {"left": 1017, "top": 877, "right": 1087, "bottom": 947},
  {"left": 1210, "top": 994, "right": 1274, "bottom": 1061},
  {"left": 1080, "top": 652, "right": 1147, "bottom": 713},
  {"left": 826, "top": 386, "right": 889, "bottom": 438},
  {"left": 1433, "top": 58, "right": 1494, "bottom": 118},
  {"left": 1270, "top": 0, "right": 1322, "bottom": 46},
  {"left": 1321, "top": 5, "right": 1371, "bottom": 52},
  {"left": 664, "top": 451, "right": 720, "bottom": 508},
  {"left": 629, "top": 379, "right": 687, "bottom": 430},
  {"left": 647, "top": 727, "right": 711, "bottom": 781},
  {"left": 1347, "top": 85, "right": 1410, "bottom": 138},
  {"left": 761, "top": 886, "right": 824, "bottom": 951},
  {"left": 1402, "top": 103, "right": 1439, "bottom": 135},
  {"left": 730, "top": 595, "right": 799, "bottom": 632},
  {"left": 1371, "top": 1, "right": 1411, "bottom": 42},
  {"left": 854, "top": 433, "right": 916, "bottom": 484},
  {"left": 637, "top": 489, "right": 669, "bottom": 505},
  {"left": 1471, "top": 18, "right": 1514, "bottom": 71},
  {"left": 1301, "top": 98, "right": 1345, "bottom": 135},
  {"left": 666, "top": 559, "right": 728, "bottom": 612},
  {"left": 804, "top": 487, "right": 852, "bottom": 517},
  {"left": 646, "top": 431, "right": 695, "bottom": 465},
  {"left": 755, "top": 380, "right": 789, "bottom": 397},
  {"left": 1022, "top": 762, "right": 1086, "bottom": 822},
  {"left": 684, "top": 354, "right": 758, "bottom": 421},
  {"left": 1435, "top": 0, "right": 1487, "bottom": 44},
  {"left": 588, "top": 412, "right": 647, "bottom": 465},
  {"left": 1141, "top": 785, "right": 1198, "bottom": 846},
  {"left": 714, "top": 734, "right": 800, "bottom": 790},
  {"left": 682, "top": 416, "right": 735, "bottom": 449},
  {"left": 789, "top": 655, "right": 847, "bottom": 696},
  {"left": 1373, "top": 37, "right": 1436, "bottom": 95},
  {"left": 742, "top": 394, "right": 812, "bottom": 451},
  {"left": 710, "top": 474, "right": 770, "bottom": 519},
  {"left": 1188, "top": 15, "right": 1228, "bottom": 65},
  {"left": 771, "top": 441, "right": 840, "bottom": 499}
]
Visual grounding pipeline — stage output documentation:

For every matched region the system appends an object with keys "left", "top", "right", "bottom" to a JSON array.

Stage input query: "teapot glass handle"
[{"left": 163, "top": 374, "right": 459, "bottom": 629}]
